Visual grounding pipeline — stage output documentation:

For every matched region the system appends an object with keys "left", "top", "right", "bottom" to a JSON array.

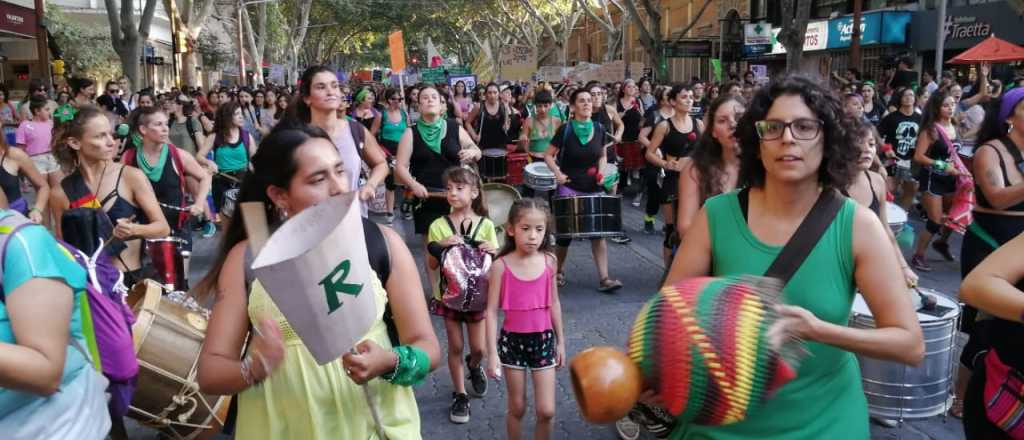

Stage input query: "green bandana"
[
  {"left": 570, "top": 119, "right": 594, "bottom": 144},
  {"left": 136, "top": 144, "right": 169, "bottom": 182},
  {"left": 53, "top": 104, "right": 77, "bottom": 124},
  {"left": 355, "top": 89, "right": 370, "bottom": 105},
  {"left": 416, "top": 118, "right": 446, "bottom": 154}
]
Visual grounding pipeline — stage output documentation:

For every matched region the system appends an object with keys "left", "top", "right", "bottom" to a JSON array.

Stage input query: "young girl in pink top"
[{"left": 485, "top": 198, "right": 565, "bottom": 440}]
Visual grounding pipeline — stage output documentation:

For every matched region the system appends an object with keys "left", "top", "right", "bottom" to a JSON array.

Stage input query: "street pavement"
[{"left": 128, "top": 192, "right": 969, "bottom": 439}]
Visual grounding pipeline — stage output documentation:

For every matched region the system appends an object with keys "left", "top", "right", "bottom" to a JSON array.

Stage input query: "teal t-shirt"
[
  {"left": 0, "top": 213, "right": 89, "bottom": 418},
  {"left": 381, "top": 109, "right": 408, "bottom": 143},
  {"left": 214, "top": 132, "right": 250, "bottom": 173}
]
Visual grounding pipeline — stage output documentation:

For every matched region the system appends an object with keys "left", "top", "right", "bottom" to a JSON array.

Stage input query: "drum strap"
[{"left": 739, "top": 187, "right": 845, "bottom": 286}]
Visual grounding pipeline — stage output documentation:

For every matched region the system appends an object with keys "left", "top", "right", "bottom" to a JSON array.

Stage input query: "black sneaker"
[
  {"left": 932, "top": 241, "right": 955, "bottom": 261},
  {"left": 465, "top": 354, "right": 488, "bottom": 397},
  {"left": 643, "top": 220, "right": 655, "bottom": 234},
  {"left": 449, "top": 392, "right": 470, "bottom": 424},
  {"left": 628, "top": 402, "right": 676, "bottom": 439}
]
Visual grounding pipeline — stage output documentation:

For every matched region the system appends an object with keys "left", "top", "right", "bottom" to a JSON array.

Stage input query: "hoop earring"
[
  {"left": 1009, "top": 123, "right": 1015, "bottom": 134},
  {"left": 277, "top": 206, "right": 289, "bottom": 219}
]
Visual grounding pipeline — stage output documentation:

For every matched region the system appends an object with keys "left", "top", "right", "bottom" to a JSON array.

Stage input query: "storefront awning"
[{"left": 0, "top": 1, "right": 35, "bottom": 39}]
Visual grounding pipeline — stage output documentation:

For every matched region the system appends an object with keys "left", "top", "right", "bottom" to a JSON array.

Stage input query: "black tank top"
[
  {"left": 150, "top": 149, "right": 186, "bottom": 230},
  {"left": 866, "top": 171, "right": 880, "bottom": 216},
  {"left": 553, "top": 122, "right": 605, "bottom": 193},
  {"left": 478, "top": 104, "right": 508, "bottom": 149},
  {"left": 975, "top": 138, "right": 1024, "bottom": 211},
  {"left": 617, "top": 99, "right": 643, "bottom": 142},
  {"left": 926, "top": 125, "right": 958, "bottom": 162},
  {"left": 660, "top": 116, "right": 699, "bottom": 159},
  {"left": 410, "top": 119, "right": 462, "bottom": 190},
  {"left": 0, "top": 150, "right": 21, "bottom": 203},
  {"left": 591, "top": 107, "right": 612, "bottom": 134}
]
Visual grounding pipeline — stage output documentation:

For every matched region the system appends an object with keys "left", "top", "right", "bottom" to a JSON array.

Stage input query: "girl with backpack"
[
  {"left": 195, "top": 126, "right": 440, "bottom": 439},
  {"left": 484, "top": 198, "right": 565, "bottom": 440},
  {"left": 0, "top": 209, "right": 111, "bottom": 439},
  {"left": 426, "top": 166, "right": 499, "bottom": 425}
]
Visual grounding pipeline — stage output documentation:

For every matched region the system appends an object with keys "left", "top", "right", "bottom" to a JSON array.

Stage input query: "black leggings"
[{"left": 644, "top": 167, "right": 664, "bottom": 217}]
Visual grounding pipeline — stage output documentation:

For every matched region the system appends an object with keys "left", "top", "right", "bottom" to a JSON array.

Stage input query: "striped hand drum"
[{"left": 627, "top": 276, "right": 801, "bottom": 425}]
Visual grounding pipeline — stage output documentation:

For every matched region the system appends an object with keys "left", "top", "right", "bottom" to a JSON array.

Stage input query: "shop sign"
[
  {"left": 944, "top": 15, "right": 992, "bottom": 42},
  {"left": 744, "top": 22, "right": 772, "bottom": 45},
  {"left": 664, "top": 40, "right": 712, "bottom": 58},
  {"left": 770, "top": 21, "right": 828, "bottom": 55},
  {"left": 911, "top": 3, "right": 1019, "bottom": 51},
  {"left": 826, "top": 11, "right": 911, "bottom": 49},
  {"left": 0, "top": 2, "right": 35, "bottom": 38}
]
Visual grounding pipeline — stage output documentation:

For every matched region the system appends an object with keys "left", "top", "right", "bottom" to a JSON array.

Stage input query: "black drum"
[
  {"left": 481, "top": 149, "right": 508, "bottom": 181},
  {"left": 553, "top": 195, "right": 622, "bottom": 239}
]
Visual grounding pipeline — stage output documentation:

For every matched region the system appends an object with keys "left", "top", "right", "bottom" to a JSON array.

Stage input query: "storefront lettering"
[
  {"left": 944, "top": 15, "right": 991, "bottom": 41},
  {"left": 5, "top": 13, "right": 22, "bottom": 25},
  {"left": 836, "top": 21, "right": 867, "bottom": 42}
]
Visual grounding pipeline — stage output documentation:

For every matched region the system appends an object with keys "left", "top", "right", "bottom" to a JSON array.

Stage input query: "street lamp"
[{"left": 238, "top": 0, "right": 276, "bottom": 86}]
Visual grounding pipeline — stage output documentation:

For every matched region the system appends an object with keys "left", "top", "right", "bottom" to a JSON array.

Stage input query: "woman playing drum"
[
  {"left": 519, "top": 90, "right": 562, "bottom": 163},
  {"left": 544, "top": 88, "right": 623, "bottom": 292},
  {"left": 195, "top": 125, "right": 440, "bottom": 439},
  {"left": 51, "top": 106, "right": 169, "bottom": 285},
  {"left": 663, "top": 75, "right": 923, "bottom": 439}
]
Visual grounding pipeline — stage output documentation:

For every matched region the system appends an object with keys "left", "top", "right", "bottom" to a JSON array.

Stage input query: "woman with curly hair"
[{"left": 663, "top": 75, "right": 923, "bottom": 439}]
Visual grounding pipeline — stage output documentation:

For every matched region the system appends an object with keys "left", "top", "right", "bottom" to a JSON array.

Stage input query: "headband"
[
  {"left": 1000, "top": 88, "right": 1024, "bottom": 124},
  {"left": 355, "top": 89, "right": 370, "bottom": 104}
]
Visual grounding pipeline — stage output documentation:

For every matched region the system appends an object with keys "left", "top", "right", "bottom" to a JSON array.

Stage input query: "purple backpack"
[
  {"left": 0, "top": 211, "right": 138, "bottom": 417},
  {"left": 440, "top": 217, "right": 493, "bottom": 312}
]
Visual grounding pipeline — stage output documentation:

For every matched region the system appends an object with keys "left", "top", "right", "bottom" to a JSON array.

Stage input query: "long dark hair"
[
  {"left": 70, "top": 77, "right": 95, "bottom": 98},
  {"left": 497, "top": 197, "right": 553, "bottom": 258},
  {"left": 214, "top": 101, "right": 242, "bottom": 143},
  {"left": 193, "top": 124, "right": 332, "bottom": 301},
  {"left": 977, "top": 96, "right": 1017, "bottom": 147},
  {"left": 52, "top": 105, "right": 107, "bottom": 172},
  {"left": 692, "top": 95, "right": 744, "bottom": 203},
  {"left": 736, "top": 74, "right": 859, "bottom": 190},
  {"left": 921, "top": 89, "right": 953, "bottom": 136},
  {"left": 442, "top": 166, "right": 488, "bottom": 217},
  {"left": 289, "top": 65, "right": 335, "bottom": 124}
]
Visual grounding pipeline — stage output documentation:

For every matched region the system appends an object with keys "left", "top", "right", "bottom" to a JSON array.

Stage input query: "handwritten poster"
[
  {"left": 499, "top": 45, "right": 537, "bottom": 82},
  {"left": 251, "top": 191, "right": 376, "bottom": 365}
]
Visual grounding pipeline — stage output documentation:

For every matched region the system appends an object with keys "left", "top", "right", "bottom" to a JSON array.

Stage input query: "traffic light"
[{"left": 52, "top": 59, "right": 65, "bottom": 76}]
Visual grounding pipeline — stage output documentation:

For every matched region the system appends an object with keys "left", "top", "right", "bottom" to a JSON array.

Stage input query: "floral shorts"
[{"left": 498, "top": 329, "right": 557, "bottom": 370}]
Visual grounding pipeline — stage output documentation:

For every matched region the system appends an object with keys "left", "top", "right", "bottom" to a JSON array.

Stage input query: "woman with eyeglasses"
[
  {"left": 662, "top": 75, "right": 923, "bottom": 439},
  {"left": 288, "top": 66, "right": 388, "bottom": 216}
]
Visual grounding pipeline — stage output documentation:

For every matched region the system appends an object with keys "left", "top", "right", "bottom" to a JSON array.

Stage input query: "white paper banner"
[{"left": 252, "top": 191, "right": 376, "bottom": 365}]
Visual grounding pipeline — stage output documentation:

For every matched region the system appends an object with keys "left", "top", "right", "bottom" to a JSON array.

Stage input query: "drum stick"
[
  {"left": 350, "top": 347, "right": 389, "bottom": 440},
  {"left": 426, "top": 191, "right": 447, "bottom": 199},
  {"left": 240, "top": 202, "right": 270, "bottom": 256},
  {"left": 216, "top": 172, "right": 242, "bottom": 184}
]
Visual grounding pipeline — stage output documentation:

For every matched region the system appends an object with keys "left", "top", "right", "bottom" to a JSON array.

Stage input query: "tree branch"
[
  {"left": 519, "top": 0, "right": 558, "bottom": 42},
  {"left": 672, "top": 0, "right": 713, "bottom": 43},
  {"left": 138, "top": 0, "right": 159, "bottom": 40}
]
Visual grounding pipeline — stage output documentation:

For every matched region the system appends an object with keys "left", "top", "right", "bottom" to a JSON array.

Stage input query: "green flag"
[{"left": 711, "top": 59, "right": 722, "bottom": 82}]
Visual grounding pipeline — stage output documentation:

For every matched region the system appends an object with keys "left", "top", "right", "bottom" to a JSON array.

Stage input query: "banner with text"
[{"left": 499, "top": 45, "right": 537, "bottom": 81}]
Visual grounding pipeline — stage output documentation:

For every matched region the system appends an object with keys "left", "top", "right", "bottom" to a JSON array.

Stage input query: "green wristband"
[
  {"left": 382, "top": 345, "right": 430, "bottom": 386},
  {"left": 932, "top": 160, "right": 947, "bottom": 172}
]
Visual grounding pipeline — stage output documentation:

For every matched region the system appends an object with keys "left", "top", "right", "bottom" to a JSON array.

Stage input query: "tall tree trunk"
[
  {"left": 624, "top": 0, "right": 665, "bottom": 79},
  {"left": 241, "top": 4, "right": 266, "bottom": 85},
  {"left": 178, "top": 0, "right": 214, "bottom": 87},
  {"left": 104, "top": 0, "right": 158, "bottom": 91},
  {"left": 778, "top": 0, "right": 812, "bottom": 72}
]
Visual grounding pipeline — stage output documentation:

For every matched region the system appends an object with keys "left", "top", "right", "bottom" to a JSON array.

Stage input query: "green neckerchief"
[
  {"left": 136, "top": 144, "right": 169, "bottom": 182},
  {"left": 570, "top": 119, "right": 593, "bottom": 144},
  {"left": 53, "top": 103, "right": 76, "bottom": 123},
  {"left": 416, "top": 118, "right": 446, "bottom": 154}
]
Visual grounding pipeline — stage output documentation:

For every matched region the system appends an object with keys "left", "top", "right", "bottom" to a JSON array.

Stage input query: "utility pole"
[
  {"left": 934, "top": 0, "right": 947, "bottom": 76},
  {"left": 237, "top": 0, "right": 246, "bottom": 87},
  {"left": 850, "top": 0, "right": 863, "bottom": 70}
]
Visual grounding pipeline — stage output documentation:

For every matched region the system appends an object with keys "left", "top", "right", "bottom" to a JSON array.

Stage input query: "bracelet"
[
  {"left": 28, "top": 207, "right": 41, "bottom": 214},
  {"left": 382, "top": 345, "right": 430, "bottom": 386},
  {"left": 932, "top": 160, "right": 948, "bottom": 172},
  {"left": 240, "top": 356, "right": 255, "bottom": 386}
]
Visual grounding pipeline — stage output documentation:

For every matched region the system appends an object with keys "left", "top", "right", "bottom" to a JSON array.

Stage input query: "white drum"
[
  {"left": 850, "top": 289, "right": 960, "bottom": 420},
  {"left": 524, "top": 162, "right": 557, "bottom": 191},
  {"left": 886, "top": 203, "right": 907, "bottom": 236}
]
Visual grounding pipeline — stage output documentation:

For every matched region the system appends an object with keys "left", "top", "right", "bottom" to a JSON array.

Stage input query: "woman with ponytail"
[{"left": 195, "top": 125, "right": 439, "bottom": 439}]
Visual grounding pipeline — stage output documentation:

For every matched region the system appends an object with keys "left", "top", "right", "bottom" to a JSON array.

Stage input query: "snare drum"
[
  {"left": 127, "top": 280, "right": 230, "bottom": 440},
  {"left": 553, "top": 194, "right": 622, "bottom": 239},
  {"left": 524, "top": 162, "right": 557, "bottom": 191},
  {"left": 886, "top": 204, "right": 907, "bottom": 236},
  {"left": 484, "top": 183, "right": 521, "bottom": 247},
  {"left": 481, "top": 149, "right": 508, "bottom": 181},
  {"left": 850, "top": 289, "right": 960, "bottom": 420},
  {"left": 146, "top": 237, "right": 189, "bottom": 292}
]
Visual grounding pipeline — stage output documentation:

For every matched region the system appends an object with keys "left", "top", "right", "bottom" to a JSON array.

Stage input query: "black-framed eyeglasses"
[{"left": 755, "top": 118, "right": 823, "bottom": 141}]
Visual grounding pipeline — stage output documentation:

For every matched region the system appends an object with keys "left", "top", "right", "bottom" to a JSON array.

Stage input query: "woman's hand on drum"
[
  {"left": 250, "top": 317, "right": 285, "bottom": 381},
  {"left": 342, "top": 340, "right": 397, "bottom": 385},
  {"left": 903, "top": 267, "right": 919, "bottom": 289},
  {"left": 767, "top": 304, "right": 823, "bottom": 350},
  {"left": 113, "top": 216, "right": 137, "bottom": 240},
  {"left": 458, "top": 148, "right": 480, "bottom": 163},
  {"left": 556, "top": 172, "right": 570, "bottom": 185},
  {"left": 358, "top": 182, "right": 378, "bottom": 202}
]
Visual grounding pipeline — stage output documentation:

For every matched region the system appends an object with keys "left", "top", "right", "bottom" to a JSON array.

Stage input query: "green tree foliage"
[{"left": 45, "top": 5, "right": 121, "bottom": 80}]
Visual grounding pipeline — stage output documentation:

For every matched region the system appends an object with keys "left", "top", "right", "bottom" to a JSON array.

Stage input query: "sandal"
[
  {"left": 598, "top": 278, "right": 623, "bottom": 293},
  {"left": 557, "top": 272, "right": 567, "bottom": 287}
]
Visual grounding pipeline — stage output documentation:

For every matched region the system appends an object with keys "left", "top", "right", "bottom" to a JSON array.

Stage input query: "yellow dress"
[{"left": 237, "top": 273, "right": 422, "bottom": 439}]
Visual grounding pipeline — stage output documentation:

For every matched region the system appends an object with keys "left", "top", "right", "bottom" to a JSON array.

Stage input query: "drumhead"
[
  {"left": 483, "top": 183, "right": 520, "bottom": 227},
  {"left": 483, "top": 148, "right": 508, "bottom": 158},
  {"left": 525, "top": 162, "right": 554, "bottom": 176},
  {"left": 852, "top": 288, "right": 959, "bottom": 322},
  {"left": 886, "top": 203, "right": 907, "bottom": 225},
  {"left": 147, "top": 236, "right": 189, "bottom": 245}
]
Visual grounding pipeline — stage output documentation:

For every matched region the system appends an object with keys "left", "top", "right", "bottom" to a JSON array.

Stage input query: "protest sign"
[{"left": 499, "top": 45, "right": 537, "bottom": 81}]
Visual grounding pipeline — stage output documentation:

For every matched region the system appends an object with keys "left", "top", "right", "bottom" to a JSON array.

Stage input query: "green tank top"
[
  {"left": 672, "top": 190, "right": 868, "bottom": 440},
  {"left": 214, "top": 131, "right": 249, "bottom": 173},
  {"left": 381, "top": 109, "right": 407, "bottom": 143},
  {"left": 528, "top": 119, "right": 555, "bottom": 154}
]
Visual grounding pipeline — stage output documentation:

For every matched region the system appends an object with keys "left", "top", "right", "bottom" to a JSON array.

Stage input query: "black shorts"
[
  {"left": 917, "top": 169, "right": 956, "bottom": 196},
  {"left": 413, "top": 196, "right": 450, "bottom": 235},
  {"left": 498, "top": 329, "right": 557, "bottom": 370}
]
